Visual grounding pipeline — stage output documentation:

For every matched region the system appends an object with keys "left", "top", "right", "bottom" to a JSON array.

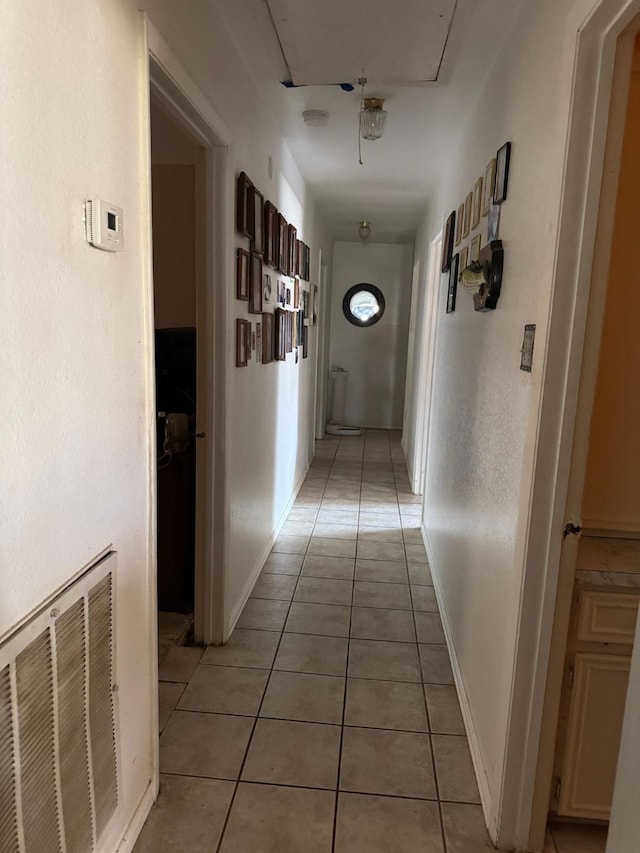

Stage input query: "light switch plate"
[{"left": 520, "top": 324, "right": 536, "bottom": 372}]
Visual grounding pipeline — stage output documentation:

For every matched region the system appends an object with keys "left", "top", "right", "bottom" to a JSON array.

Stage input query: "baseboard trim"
[
  {"left": 114, "top": 779, "right": 157, "bottom": 852},
  {"left": 226, "top": 463, "right": 310, "bottom": 636},
  {"left": 420, "top": 521, "right": 498, "bottom": 844}
]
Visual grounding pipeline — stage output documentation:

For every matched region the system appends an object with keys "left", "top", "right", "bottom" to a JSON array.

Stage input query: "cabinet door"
[{"left": 558, "top": 652, "right": 630, "bottom": 819}]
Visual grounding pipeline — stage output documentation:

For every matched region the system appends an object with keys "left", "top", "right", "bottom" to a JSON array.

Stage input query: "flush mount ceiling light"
[
  {"left": 303, "top": 109, "right": 329, "bottom": 127},
  {"left": 357, "top": 75, "right": 387, "bottom": 165},
  {"left": 358, "top": 221, "right": 371, "bottom": 241}
]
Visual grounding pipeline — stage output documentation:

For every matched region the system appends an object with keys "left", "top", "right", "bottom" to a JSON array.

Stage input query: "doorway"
[
  {"left": 530, "top": 22, "right": 640, "bottom": 853},
  {"left": 151, "top": 99, "right": 200, "bottom": 643},
  {"left": 147, "top": 24, "right": 231, "bottom": 648}
]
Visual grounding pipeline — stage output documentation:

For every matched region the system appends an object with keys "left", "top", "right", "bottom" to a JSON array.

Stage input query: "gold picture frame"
[
  {"left": 472, "top": 176, "right": 483, "bottom": 230},
  {"left": 483, "top": 159, "right": 497, "bottom": 216},
  {"left": 470, "top": 234, "right": 481, "bottom": 262},
  {"left": 463, "top": 192, "right": 473, "bottom": 238}
]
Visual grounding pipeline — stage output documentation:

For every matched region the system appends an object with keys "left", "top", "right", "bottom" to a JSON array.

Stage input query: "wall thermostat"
[{"left": 85, "top": 198, "right": 124, "bottom": 251}]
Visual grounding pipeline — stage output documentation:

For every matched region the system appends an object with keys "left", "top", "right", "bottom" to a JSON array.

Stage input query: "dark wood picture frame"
[
  {"left": 446, "top": 253, "right": 459, "bottom": 314},
  {"left": 262, "top": 312, "right": 274, "bottom": 363},
  {"left": 297, "top": 309, "right": 304, "bottom": 347},
  {"left": 304, "top": 243, "right": 310, "bottom": 281},
  {"left": 249, "top": 252, "right": 263, "bottom": 314},
  {"left": 441, "top": 210, "right": 456, "bottom": 273},
  {"left": 287, "top": 224, "right": 297, "bottom": 276},
  {"left": 264, "top": 201, "right": 277, "bottom": 266},
  {"left": 297, "top": 240, "right": 304, "bottom": 280},
  {"left": 252, "top": 186, "right": 265, "bottom": 255},
  {"left": 236, "top": 248, "right": 250, "bottom": 300},
  {"left": 275, "top": 308, "right": 286, "bottom": 360},
  {"left": 277, "top": 214, "right": 288, "bottom": 274},
  {"left": 494, "top": 141, "right": 512, "bottom": 204},
  {"left": 302, "top": 325, "right": 308, "bottom": 359},
  {"left": 286, "top": 311, "right": 293, "bottom": 352},
  {"left": 236, "top": 318, "right": 249, "bottom": 366},
  {"left": 236, "top": 172, "right": 253, "bottom": 238},
  {"left": 293, "top": 277, "right": 300, "bottom": 309}
]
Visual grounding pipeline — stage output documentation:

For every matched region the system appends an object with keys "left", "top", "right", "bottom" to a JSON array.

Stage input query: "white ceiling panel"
[{"left": 267, "top": 0, "right": 458, "bottom": 85}]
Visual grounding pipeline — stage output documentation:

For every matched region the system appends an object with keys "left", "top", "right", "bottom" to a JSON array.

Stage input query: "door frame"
[
  {"left": 410, "top": 231, "right": 442, "bottom": 495},
  {"left": 495, "top": 3, "right": 640, "bottom": 849},
  {"left": 315, "top": 251, "right": 331, "bottom": 439},
  {"left": 147, "top": 18, "right": 232, "bottom": 646},
  {"left": 527, "top": 18, "right": 639, "bottom": 850}
]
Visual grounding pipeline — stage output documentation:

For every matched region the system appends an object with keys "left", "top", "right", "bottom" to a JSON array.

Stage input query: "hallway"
[{"left": 136, "top": 430, "right": 493, "bottom": 852}]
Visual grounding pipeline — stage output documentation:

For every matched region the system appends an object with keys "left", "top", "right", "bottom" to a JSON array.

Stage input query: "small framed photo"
[
  {"left": 263, "top": 273, "right": 273, "bottom": 305},
  {"left": 455, "top": 203, "right": 464, "bottom": 246},
  {"left": 447, "top": 253, "right": 459, "bottom": 314},
  {"left": 494, "top": 141, "right": 512, "bottom": 204},
  {"left": 297, "top": 240, "right": 304, "bottom": 279},
  {"left": 275, "top": 308, "right": 286, "bottom": 360},
  {"left": 472, "top": 176, "right": 483, "bottom": 230},
  {"left": 236, "top": 172, "right": 253, "bottom": 237},
  {"left": 288, "top": 224, "right": 297, "bottom": 276},
  {"left": 262, "top": 312, "right": 274, "bottom": 364},
  {"left": 302, "top": 325, "right": 308, "bottom": 359},
  {"left": 286, "top": 287, "right": 291, "bottom": 306},
  {"left": 277, "top": 214, "right": 288, "bottom": 273},
  {"left": 286, "top": 310, "right": 293, "bottom": 353},
  {"left": 297, "top": 308, "right": 304, "bottom": 347},
  {"left": 463, "top": 192, "right": 473, "bottom": 238},
  {"left": 236, "top": 318, "right": 249, "bottom": 367},
  {"left": 236, "top": 248, "right": 250, "bottom": 300},
  {"left": 304, "top": 244, "right": 311, "bottom": 281},
  {"left": 252, "top": 187, "right": 265, "bottom": 255},
  {"left": 459, "top": 246, "right": 469, "bottom": 278},
  {"left": 294, "top": 277, "right": 300, "bottom": 308},
  {"left": 249, "top": 252, "right": 263, "bottom": 314},
  {"left": 441, "top": 210, "right": 456, "bottom": 273},
  {"left": 470, "top": 234, "right": 481, "bottom": 262},
  {"left": 302, "top": 289, "right": 310, "bottom": 322},
  {"left": 264, "top": 201, "right": 277, "bottom": 266},
  {"left": 255, "top": 322, "right": 262, "bottom": 364},
  {"left": 311, "top": 284, "right": 318, "bottom": 325},
  {"left": 483, "top": 159, "right": 496, "bottom": 216}
]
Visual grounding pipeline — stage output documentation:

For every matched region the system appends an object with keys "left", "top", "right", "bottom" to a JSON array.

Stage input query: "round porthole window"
[{"left": 342, "top": 283, "right": 385, "bottom": 327}]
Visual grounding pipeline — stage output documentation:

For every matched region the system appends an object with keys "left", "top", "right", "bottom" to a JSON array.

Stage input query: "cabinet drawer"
[{"left": 577, "top": 591, "right": 639, "bottom": 644}]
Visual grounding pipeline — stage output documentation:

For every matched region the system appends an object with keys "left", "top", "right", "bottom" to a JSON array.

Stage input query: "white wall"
[
  {"left": 329, "top": 242, "right": 413, "bottom": 429},
  {"left": 1, "top": 1, "right": 155, "bottom": 849},
  {"left": 403, "top": 0, "right": 610, "bottom": 846}
]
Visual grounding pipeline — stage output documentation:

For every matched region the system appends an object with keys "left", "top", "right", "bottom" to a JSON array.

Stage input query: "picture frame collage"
[
  {"left": 441, "top": 141, "right": 511, "bottom": 314},
  {"left": 235, "top": 171, "right": 314, "bottom": 366}
]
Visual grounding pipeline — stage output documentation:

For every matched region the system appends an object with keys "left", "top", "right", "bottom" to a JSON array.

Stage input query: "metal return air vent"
[{"left": 0, "top": 552, "right": 119, "bottom": 853}]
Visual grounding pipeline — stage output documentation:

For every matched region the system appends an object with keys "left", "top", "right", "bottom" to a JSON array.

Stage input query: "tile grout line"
[
  {"left": 330, "top": 431, "right": 361, "bottom": 853},
  {"left": 214, "top": 442, "right": 338, "bottom": 853}
]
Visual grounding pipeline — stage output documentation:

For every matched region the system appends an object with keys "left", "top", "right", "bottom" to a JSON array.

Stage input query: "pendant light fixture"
[
  {"left": 358, "top": 221, "right": 371, "bottom": 241},
  {"left": 358, "top": 74, "right": 388, "bottom": 165}
]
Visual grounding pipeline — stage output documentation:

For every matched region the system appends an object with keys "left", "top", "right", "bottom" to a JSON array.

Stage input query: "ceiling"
[
  {"left": 217, "top": 0, "right": 521, "bottom": 243},
  {"left": 267, "top": 0, "right": 457, "bottom": 86}
]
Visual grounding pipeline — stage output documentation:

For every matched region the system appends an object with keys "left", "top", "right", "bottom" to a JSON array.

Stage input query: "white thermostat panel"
[{"left": 85, "top": 198, "right": 124, "bottom": 251}]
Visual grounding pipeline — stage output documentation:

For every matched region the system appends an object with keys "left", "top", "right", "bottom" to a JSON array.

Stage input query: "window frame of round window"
[{"left": 342, "top": 283, "right": 386, "bottom": 327}]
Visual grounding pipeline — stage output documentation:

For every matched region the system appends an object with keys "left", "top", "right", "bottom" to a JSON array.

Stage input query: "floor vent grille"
[{"left": 0, "top": 552, "right": 119, "bottom": 853}]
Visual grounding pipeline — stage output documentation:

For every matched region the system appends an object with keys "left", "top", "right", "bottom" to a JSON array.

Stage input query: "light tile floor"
[{"left": 136, "top": 429, "right": 495, "bottom": 852}]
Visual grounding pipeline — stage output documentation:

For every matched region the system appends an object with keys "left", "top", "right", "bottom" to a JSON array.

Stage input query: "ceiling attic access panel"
[{"left": 267, "top": 0, "right": 457, "bottom": 86}]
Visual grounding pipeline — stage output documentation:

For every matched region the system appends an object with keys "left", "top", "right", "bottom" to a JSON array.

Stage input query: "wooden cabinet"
[{"left": 552, "top": 585, "right": 639, "bottom": 820}]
